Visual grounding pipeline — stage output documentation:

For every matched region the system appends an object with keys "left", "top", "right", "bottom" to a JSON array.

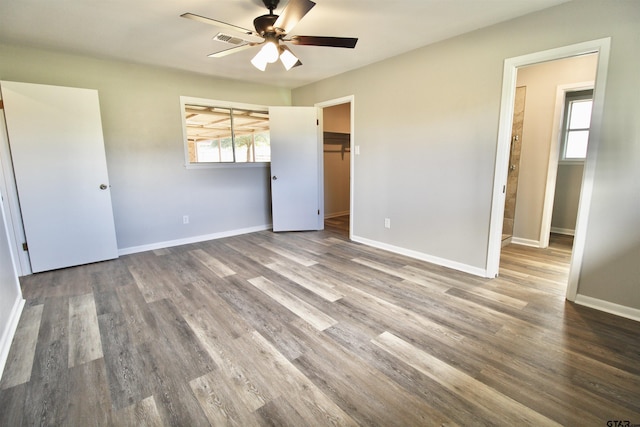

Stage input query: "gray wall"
[
  {"left": 552, "top": 164, "right": 583, "bottom": 234},
  {"left": 0, "top": 43, "right": 290, "bottom": 251},
  {"left": 293, "top": 1, "right": 640, "bottom": 310}
]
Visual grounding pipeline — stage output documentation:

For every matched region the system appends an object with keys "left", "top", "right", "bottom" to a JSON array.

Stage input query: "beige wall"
[
  {"left": 324, "top": 103, "right": 351, "bottom": 133},
  {"left": 323, "top": 103, "right": 351, "bottom": 217},
  {"left": 293, "top": 1, "right": 640, "bottom": 311},
  {"left": 514, "top": 54, "right": 597, "bottom": 241},
  {"left": 0, "top": 43, "right": 290, "bottom": 250},
  {"left": 552, "top": 164, "right": 584, "bottom": 233}
]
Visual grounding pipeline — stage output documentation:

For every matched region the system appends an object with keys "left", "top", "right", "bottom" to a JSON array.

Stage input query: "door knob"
[
  {"left": 272, "top": 176, "right": 278, "bottom": 180},
  {"left": 99, "top": 184, "right": 108, "bottom": 190}
]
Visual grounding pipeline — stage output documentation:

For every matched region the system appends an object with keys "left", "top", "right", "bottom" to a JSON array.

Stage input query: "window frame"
[
  {"left": 180, "top": 96, "right": 271, "bottom": 169},
  {"left": 559, "top": 89, "right": 593, "bottom": 164}
]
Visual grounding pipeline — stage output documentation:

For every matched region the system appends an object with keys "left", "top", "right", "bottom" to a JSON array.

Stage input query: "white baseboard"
[
  {"left": 118, "top": 224, "right": 272, "bottom": 256},
  {"left": 550, "top": 227, "right": 575, "bottom": 236},
  {"left": 0, "top": 296, "right": 25, "bottom": 382},
  {"left": 574, "top": 294, "right": 640, "bottom": 323},
  {"left": 511, "top": 237, "right": 541, "bottom": 248},
  {"left": 324, "top": 211, "right": 350, "bottom": 219},
  {"left": 351, "top": 235, "right": 488, "bottom": 278}
]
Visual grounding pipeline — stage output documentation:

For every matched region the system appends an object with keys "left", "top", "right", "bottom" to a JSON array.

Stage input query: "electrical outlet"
[
  {"left": 384, "top": 218, "right": 391, "bottom": 229},
  {"left": 183, "top": 215, "right": 189, "bottom": 224}
]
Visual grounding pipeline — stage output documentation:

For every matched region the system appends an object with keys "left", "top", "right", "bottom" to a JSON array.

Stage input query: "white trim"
[
  {"left": 118, "top": 224, "right": 271, "bottom": 256},
  {"left": 487, "top": 38, "right": 612, "bottom": 303},
  {"left": 539, "top": 80, "right": 594, "bottom": 248},
  {"left": 316, "top": 106, "right": 325, "bottom": 229},
  {"left": 352, "top": 234, "right": 487, "bottom": 278},
  {"left": 574, "top": 294, "right": 640, "bottom": 323},
  {"left": 314, "top": 95, "right": 355, "bottom": 241},
  {"left": 184, "top": 162, "right": 269, "bottom": 170},
  {"left": 0, "top": 296, "right": 25, "bottom": 381},
  {"left": 550, "top": 226, "right": 575, "bottom": 236},
  {"left": 510, "top": 237, "right": 541, "bottom": 248},
  {"left": 566, "top": 40, "right": 611, "bottom": 302}
]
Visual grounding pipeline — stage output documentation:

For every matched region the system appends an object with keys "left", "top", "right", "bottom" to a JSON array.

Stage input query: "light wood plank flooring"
[{"left": 1, "top": 217, "right": 639, "bottom": 426}]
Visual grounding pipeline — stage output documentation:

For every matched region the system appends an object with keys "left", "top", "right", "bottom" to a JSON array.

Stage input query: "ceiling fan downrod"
[
  {"left": 262, "top": 0, "right": 280, "bottom": 14},
  {"left": 254, "top": 0, "right": 281, "bottom": 37}
]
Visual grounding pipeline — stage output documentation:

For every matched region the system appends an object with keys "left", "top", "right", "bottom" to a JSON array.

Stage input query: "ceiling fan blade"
[
  {"left": 273, "top": 0, "right": 316, "bottom": 34},
  {"left": 286, "top": 36, "right": 358, "bottom": 49},
  {"left": 181, "top": 12, "right": 260, "bottom": 38},
  {"left": 208, "top": 43, "right": 256, "bottom": 58}
]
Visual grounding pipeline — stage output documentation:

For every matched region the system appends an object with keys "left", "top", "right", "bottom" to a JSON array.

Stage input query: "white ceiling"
[{"left": 0, "top": 0, "right": 569, "bottom": 89}]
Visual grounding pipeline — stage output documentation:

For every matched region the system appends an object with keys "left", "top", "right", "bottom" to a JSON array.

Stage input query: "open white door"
[
  {"left": 1, "top": 81, "right": 118, "bottom": 273},
  {"left": 269, "top": 106, "right": 322, "bottom": 232}
]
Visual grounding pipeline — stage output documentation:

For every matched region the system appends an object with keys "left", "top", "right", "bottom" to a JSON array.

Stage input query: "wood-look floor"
[{"left": 1, "top": 217, "right": 639, "bottom": 426}]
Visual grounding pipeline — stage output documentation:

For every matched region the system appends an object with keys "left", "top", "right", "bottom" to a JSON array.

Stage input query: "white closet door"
[
  {"left": 1, "top": 81, "right": 118, "bottom": 273},
  {"left": 269, "top": 106, "right": 322, "bottom": 232}
]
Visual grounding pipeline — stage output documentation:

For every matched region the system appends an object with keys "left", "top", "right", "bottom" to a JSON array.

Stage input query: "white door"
[
  {"left": 269, "top": 106, "right": 322, "bottom": 232},
  {"left": 1, "top": 81, "right": 118, "bottom": 273}
]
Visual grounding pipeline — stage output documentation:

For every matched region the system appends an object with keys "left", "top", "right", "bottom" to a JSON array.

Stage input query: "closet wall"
[{"left": 323, "top": 103, "right": 350, "bottom": 218}]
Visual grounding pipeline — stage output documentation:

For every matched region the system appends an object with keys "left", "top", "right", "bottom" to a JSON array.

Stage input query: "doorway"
[
  {"left": 487, "top": 38, "right": 611, "bottom": 301},
  {"left": 504, "top": 54, "right": 597, "bottom": 251},
  {"left": 316, "top": 96, "right": 354, "bottom": 238},
  {"left": 501, "top": 85, "right": 526, "bottom": 247}
]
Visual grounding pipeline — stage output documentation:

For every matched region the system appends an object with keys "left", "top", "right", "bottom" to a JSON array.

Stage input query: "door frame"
[
  {"left": 315, "top": 95, "right": 355, "bottom": 240},
  {"left": 539, "top": 80, "right": 594, "bottom": 248},
  {"left": 486, "top": 38, "right": 611, "bottom": 301}
]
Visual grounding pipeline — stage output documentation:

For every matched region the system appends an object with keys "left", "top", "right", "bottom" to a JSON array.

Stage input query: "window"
[
  {"left": 560, "top": 89, "right": 593, "bottom": 161},
  {"left": 181, "top": 97, "right": 270, "bottom": 166}
]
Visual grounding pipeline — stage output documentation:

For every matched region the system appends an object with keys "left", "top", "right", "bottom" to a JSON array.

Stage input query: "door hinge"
[
  {"left": 316, "top": 119, "right": 319, "bottom": 126},
  {"left": 22, "top": 242, "right": 28, "bottom": 251},
  {"left": 502, "top": 185, "right": 506, "bottom": 193},
  {"left": 318, "top": 209, "right": 320, "bottom": 215}
]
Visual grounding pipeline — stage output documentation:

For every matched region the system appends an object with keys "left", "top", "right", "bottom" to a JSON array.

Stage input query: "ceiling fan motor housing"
[{"left": 254, "top": 14, "right": 280, "bottom": 36}]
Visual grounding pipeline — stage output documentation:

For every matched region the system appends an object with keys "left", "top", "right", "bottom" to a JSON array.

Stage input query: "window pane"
[
  {"left": 196, "top": 141, "right": 220, "bottom": 162},
  {"left": 219, "top": 137, "right": 234, "bottom": 162},
  {"left": 232, "top": 108, "right": 270, "bottom": 163},
  {"left": 185, "top": 105, "right": 233, "bottom": 163},
  {"left": 254, "top": 131, "right": 271, "bottom": 162},
  {"left": 234, "top": 134, "right": 253, "bottom": 163},
  {"left": 565, "top": 130, "right": 589, "bottom": 159},
  {"left": 568, "top": 100, "right": 592, "bottom": 129},
  {"left": 182, "top": 97, "right": 270, "bottom": 164}
]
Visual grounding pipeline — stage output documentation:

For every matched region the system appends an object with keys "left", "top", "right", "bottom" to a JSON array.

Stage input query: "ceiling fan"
[{"left": 181, "top": 0, "right": 358, "bottom": 71}]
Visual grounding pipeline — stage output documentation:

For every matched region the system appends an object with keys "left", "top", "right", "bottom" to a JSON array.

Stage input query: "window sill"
[
  {"left": 558, "top": 159, "right": 585, "bottom": 166},
  {"left": 184, "top": 162, "right": 270, "bottom": 170}
]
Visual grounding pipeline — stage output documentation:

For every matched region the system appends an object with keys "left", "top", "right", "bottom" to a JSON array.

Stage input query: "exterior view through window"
[
  {"left": 182, "top": 98, "right": 270, "bottom": 164},
  {"left": 561, "top": 89, "right": 593, "bottom": 161}
]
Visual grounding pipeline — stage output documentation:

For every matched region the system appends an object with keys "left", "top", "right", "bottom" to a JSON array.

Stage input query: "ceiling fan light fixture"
[
  {"left": 260, "top": 39, "right": 280, "bottom": 64},
  {"left": 251, "top": 51, "right": 269, "bottom": 71},
  {"left": 182, "top": 0, "right": 358, "bottom": 72},
  {"left": 279, "top": 47, "right": 299, "bottom": 70}
]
